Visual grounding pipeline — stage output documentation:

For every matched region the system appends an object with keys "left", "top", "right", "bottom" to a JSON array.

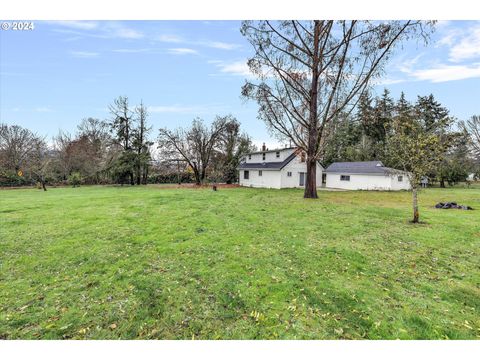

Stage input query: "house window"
[
  {"left": 300, "top": 152, "right": 306, "bottom": 162},
  {"left": 276, "top": 151, "right": 280, "bottom": 158},
  {"left": 398, "top": 175, "right": 403, "bottom": 182},
  {"left": 248, "top": 154, "right": 251, "bottom": 160},
  {"left": 259, "top": 170, "right": 262, "bottom": 176},
  {"left": 262, "top": 153, "right": 266, "bottom": 161},
  {"left": 244, "top": 171, "right": 249, "bottom": 180},
  {"left": 287, "top": 171, "right": 292, "bottom": 177},
  {"left": 340, "top": 175, "right": 350, "bottom": 181}
]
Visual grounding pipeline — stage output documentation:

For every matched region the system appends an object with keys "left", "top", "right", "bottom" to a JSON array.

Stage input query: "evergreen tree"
[
  {"left": 132, "top": 101, "right": 153, "bottom": 185},
  {"left": 108, "top": 96, "right": 136, "bottom": 185},
  {"left": 415, "top": 94, "right": 451, "bottom": 133}
]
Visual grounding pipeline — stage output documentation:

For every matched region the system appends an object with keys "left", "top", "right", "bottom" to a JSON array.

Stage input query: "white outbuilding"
[
  {"left": 325, "top": 161, "right": 411, "bottom": 191},
  {"left": 238, "top": 145, "right": 324, "bottom": 189}
]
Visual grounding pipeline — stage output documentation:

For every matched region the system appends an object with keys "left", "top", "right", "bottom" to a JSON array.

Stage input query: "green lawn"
[{"left": 1, "top": 185, "right": 479, "bottom": 339}]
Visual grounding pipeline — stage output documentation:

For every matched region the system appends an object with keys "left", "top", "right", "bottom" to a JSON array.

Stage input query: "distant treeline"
[
  {"left": 1, "top": 92, "right": 479, "bottom": 189},
  {"left": 0, "top": 96, "right": 255, "bottom": 189}
]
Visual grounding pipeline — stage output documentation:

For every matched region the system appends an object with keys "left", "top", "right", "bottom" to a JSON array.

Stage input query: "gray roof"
[
  {"left": 238, "top": 152, "right": 323, "bottom": 171},
  {"left": 238, "top": 152, "right": 297, "bottom": 170},
  {"left": 325, "top": 161, "right": 401, "bottom": 175}
]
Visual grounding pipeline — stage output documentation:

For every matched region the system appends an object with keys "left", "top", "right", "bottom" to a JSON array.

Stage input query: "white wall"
[
  {"left": 390, "top": 173, "right": 411, "bottom": 190},
  {"left": 244, "top": 148, "right": 294, "bottom": 164},
  {"left": 280, "top": 157, "right": 323, "bottom": 188},
  {"left": 239, "top": 156, "right": 324, "bottom": 189},
  {"left": 326, "top": 173, "right": 410, "bottom": 190},
  {"left": 239, "top": 169, "right": 282, "bottom": 189}
]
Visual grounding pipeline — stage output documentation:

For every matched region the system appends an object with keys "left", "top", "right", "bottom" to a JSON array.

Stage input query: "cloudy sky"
[{"left": 1, "top": 20, "right": 479, "bottom": 147}]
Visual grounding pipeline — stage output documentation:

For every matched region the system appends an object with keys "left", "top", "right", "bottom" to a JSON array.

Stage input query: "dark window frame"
[
  {"left": 262, "top": 153, "right": 266, "bottom": 161},
  {"left": 259, "top": 170, "right": 262, "bottom": 176},
  {"left": 276, "top": 151, "right": 280, "bottom": 158},
  {"left": 287, "top": 171, "right": 292, "bottom": 177},
  {"left": 340, "top": 175, "right": 350, "bottom": 181},
  {"left": 244, "top": 170, "right": 249, "bottom": 180},
  {"left": 398, "top": 175, "right": 403, "bottom": 182}
]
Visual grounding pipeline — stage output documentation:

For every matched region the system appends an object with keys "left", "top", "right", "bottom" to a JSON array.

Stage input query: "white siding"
[
  {"left": 326, "top": 173, "right": 389, "bottom": 190},
  {"left": 390, "top": 173, "right": 411, "bottom": 190},
  {"left": 280, "top": 157, "right": 323, "bottom": 188},
  {"left": 244, "top": 148, "right": 294, "bottom": 164},
  {"left": 239, "top": 169, "right": 282, "bottom": 189},
  {"left": 239, "top": 153, "right": 324, "bottom": 189}
]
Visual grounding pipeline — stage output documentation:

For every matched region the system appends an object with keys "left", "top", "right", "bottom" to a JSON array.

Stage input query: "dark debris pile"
[{"left": 435, "top": 202, "right": 474, "bottom": 210}]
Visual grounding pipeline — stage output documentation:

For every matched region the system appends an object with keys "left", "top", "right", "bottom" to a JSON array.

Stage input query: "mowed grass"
[{"left": 0, "top": 185, "right": 479, "bottom": 339}]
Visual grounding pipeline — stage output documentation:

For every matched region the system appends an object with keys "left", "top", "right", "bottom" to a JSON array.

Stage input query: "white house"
[
  {"left": 238, "top": 145, "right": 324, "bottom": 189},
  {"left": 325, "top": 161, "right": 411, "bottom": 191}
]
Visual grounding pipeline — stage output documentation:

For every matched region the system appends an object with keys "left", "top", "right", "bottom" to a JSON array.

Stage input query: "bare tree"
[
  {"left": 76, "top": 117, "right": 112, "bottom": 183},
  {"left": 215, "top": 116, "right": 255, "bottom": 183},
  {"left": 0, "top": 124, "right": 45, "bottom": 173},
  {"left": 53, "top": 130, "right": 73, "bottom": 180},
  {"left": 109, "top": 96, "right": 134, "bottom": 151},
  {"left": 158, "top": 117, "right": 228, "bottom": 185},
  {"left": 28, "top": 140, "right": 52, "bottom": 191},
  {"left": 133, "top": 101, "right": 153, "bottom": 185},
  {"left": 461, "top": 115, "right": 480, "bottom": 161},
  {"left": 241, "top": 20, "right": 434, "bottom": 198},
  {"left": 109, "top": 96, "right": 136, "bottom": 185}
]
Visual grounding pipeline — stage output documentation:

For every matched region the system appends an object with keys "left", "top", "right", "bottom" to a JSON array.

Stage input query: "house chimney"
[{"left": 262, "top": 142, "right": 266, "bottom": 151}]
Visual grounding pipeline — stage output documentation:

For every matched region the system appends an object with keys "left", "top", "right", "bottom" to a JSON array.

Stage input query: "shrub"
[{"left": 68, "top": 172, "right": 83, "bottom": 187}]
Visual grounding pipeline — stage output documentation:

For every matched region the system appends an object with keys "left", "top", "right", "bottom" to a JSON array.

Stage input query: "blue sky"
[{"left": 1, "top": 20, "right": 479, "bottom": 147}]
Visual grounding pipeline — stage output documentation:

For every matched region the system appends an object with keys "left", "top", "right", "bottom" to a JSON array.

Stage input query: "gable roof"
[
  {"left": 238, "top": 152, "right": 298, "bottom": 170},
  {"left": 238, "top": 150, "right": 324, "bottom": 171},
  {"left": 325, "top": 161, "right": 402, "bottom": 175}
]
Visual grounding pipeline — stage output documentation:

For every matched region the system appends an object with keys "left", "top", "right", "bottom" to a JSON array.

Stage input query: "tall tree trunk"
[
  {"left": 304, "top": 21, "right": 320, "bottom": 199},
  {"left": 412, "top": 186, "right": 419, "bottom": 223},
  {"left": 440, "top": 178, "right": 445, "bottom": 188},
  {"left": 130, "top": 172, "right": 134, "bottom": 186},
  {"left": 136, "top": 164, "right": 141, "bottom": 185},
  {"left": 143, "top": 166, "right": 148, "bottom": 185},
  {"left": 304, "top": 156, "right": 318, "bottom": 198},
  {"left": 200, "top": 166, "right": 207, "bottom": 185},
  {"left": 193, "top": 169, "right": 201, "bottom": 186}
]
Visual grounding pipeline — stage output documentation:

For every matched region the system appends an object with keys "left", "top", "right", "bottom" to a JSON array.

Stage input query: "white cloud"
[
  {"left": 167, "top": 48, "right": 198, "bottom": 55},
  {"left": 155, "top": 34, "right": 240, "bottom": 50},
  {"left": 200, "top": 41, "right": 241, "bottom": 50},
  {"left": 70, "top": 51, "right": 99, "bottom": 58},
  {"left": 449, "top": 25, "right": 480, "bottom": 62},
  {"left": 113, "top": 27, "right": 144, "bottom": 40},
  {"left": 157, "top": 34, "right": 183, "bottom": 43},
  {"left": 214, "top": 60, "right": 252, "bottom": 77},
  {"left": 47, "top": 21, "right": 98, "bottom": 30},
  {"left": 112, "top": 48, "right": 151, "bottom": 53},
  {"left": 409, "top": 63, "right": 480, "bottom": 83},
  {"left": 49, "top": 21, "right": 144, "bottom": 40},
  {"left": 374, "top": 78, "right": 406, "bottom": 86}
]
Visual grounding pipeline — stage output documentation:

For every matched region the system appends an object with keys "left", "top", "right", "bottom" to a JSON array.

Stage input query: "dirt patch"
[{"left": 149, "top": 183, "right": 240, "bottom": 190}]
